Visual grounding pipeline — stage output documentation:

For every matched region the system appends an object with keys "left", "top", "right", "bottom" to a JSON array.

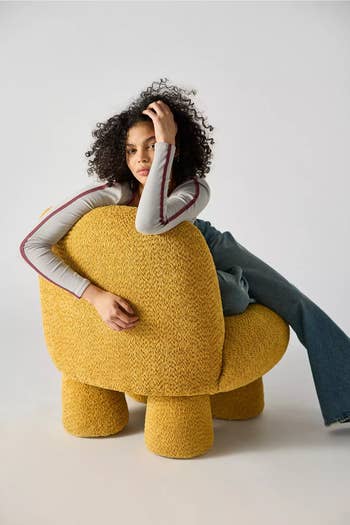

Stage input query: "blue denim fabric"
[{"left": 194, "top": 218, "right": 350, "bottom": 427}]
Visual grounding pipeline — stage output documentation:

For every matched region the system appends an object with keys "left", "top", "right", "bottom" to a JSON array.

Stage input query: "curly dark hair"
[{"left": 84, "top": 77, "right": 215, "bottom": 194}]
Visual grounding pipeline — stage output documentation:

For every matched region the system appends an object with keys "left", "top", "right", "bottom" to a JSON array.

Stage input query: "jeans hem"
[{"left": 324, "top": 411, "right": 350, "bottom": 427}]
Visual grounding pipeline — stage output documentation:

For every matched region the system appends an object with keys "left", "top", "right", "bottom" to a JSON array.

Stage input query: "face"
[{"left": 125, "top": 121, "right": 174, "bottom": 192}]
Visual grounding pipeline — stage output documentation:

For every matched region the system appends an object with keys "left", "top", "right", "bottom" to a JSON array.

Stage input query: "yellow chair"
[{"left": 38, "top": 205, "right": 290, "bottom": 459}]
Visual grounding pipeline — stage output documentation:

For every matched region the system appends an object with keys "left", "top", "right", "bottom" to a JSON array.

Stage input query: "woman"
[{"left": 19, "top": 78, "right": 350, "bottom": 428}]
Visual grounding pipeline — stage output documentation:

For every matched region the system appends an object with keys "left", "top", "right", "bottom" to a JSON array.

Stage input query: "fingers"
[
  {"left": 115, "top": 299, "right": 139, "bottom": 320},
  {"left": 119, "top": 306, "right": 138, "bottom": 320},
  {"left": 116, "top": 303, "right": 139, "bottom": 321},
  {"left": 142, "top": 100, "right": 169, "bottom": 118},
  {"left": 107, "top": 316, "right": 139, "bottom": 331},
  {"left": 117, "top": 297, "right": 136, "bottom": 314},
  {"left": 107, "top": 320, "right": 138, "bottom": 332},
  {"left": 142, "top": 100, "right": 177, "bottom": 144},
  {"left": 97, "top": 294, "right": 140, "bottom": 332},
  {"left": 109, "top": 304, "right": 139, "bottom": 331},
  {"left": 111, "top": 311, "right": 138, "bottom": 324}
]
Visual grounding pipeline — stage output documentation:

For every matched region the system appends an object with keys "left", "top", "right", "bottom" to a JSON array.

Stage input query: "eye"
[{"left": 126, "top": 144, "right": 155, "bottom": 154}]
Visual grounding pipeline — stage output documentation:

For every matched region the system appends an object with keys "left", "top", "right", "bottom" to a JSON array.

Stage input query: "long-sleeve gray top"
[{"left": 19, "top": 142, "right": 211, "bottom": 299}]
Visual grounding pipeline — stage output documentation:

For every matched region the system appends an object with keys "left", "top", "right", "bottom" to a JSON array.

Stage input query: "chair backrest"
[{"left": 39, "top": 205, "right": 225, "bottom": 396}]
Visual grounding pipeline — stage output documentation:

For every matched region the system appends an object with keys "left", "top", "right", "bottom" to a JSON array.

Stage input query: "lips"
[{"left": 138, "top": 169, "right": 150, "bottom": 175}]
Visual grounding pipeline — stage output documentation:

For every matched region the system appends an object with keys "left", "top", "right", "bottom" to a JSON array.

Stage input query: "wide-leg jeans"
[{"left": 194, "top": 218, "right": 350, "bottom": 426}]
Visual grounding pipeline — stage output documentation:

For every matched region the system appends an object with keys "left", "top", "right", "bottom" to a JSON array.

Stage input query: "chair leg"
[
  {"left": 211, "top": 377, "right": 265, "bottom": 420},
  {"left": 61, "top": 375, "right": 129, "bottom": 437},
  {"left": 144, "top": 394, "right": 214, "bottom": 459}
]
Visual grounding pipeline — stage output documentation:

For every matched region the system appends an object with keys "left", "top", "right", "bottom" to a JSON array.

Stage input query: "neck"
[{"left": 137, "top": 184, "right": 143, "bottom": 198}]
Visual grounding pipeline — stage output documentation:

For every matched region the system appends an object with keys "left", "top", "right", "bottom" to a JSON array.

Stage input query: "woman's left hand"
[{"left": 142, "top": 100, "right": 177, "bottom": 145}]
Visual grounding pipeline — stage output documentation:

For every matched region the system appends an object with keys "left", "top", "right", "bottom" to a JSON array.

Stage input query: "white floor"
[{"left": 1, "top": 341, "right": 350, "bottom": 525}]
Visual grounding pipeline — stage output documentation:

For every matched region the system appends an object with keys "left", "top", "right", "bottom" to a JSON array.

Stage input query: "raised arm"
[
  {"left": 19, "top": 180, "right": 133, "bottom": 299},
  {"left": 134, "top": 142, "right": 211, "bottom": 235}
]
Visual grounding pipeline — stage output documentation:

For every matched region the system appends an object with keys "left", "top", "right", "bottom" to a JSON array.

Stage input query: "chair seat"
[
  {"left": 217, "top": 303, "right": 289, "bottom": 393},
  {"left": 126, "top": 303, "right": 289, "bottom": 400}
]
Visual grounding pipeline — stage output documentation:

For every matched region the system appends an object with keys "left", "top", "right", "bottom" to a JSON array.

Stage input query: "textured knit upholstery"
[{"left": 38, "top": 205, "right": 290, "bottom": 459}]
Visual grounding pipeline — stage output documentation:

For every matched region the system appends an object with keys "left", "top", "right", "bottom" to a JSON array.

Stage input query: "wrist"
[
  {"left": 81, "top": 283, "right": 104, "bottom": 305},
  {"left": 156, "top": 138, "right": 176, "bottom": 146}
]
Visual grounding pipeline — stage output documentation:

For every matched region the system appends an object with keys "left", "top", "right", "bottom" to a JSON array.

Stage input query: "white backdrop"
[{"left": 2, "top": 0, "right": 349, "bottom": 413}]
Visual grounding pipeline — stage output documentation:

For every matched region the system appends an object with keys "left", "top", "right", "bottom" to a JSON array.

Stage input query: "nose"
[{"left": 135, "top": 147, "right": 151, "bottom": 162}]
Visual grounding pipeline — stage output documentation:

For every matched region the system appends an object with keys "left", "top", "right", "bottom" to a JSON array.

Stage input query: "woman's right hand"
[{"left": 82, "top": 285, "right": 139, "bottom": 331}]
